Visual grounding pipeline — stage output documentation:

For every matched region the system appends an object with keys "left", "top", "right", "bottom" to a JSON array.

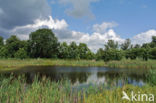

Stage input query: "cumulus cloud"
[
  {"left": 0, "top": 0, "right": 51, "bottom": 30},
  {"left": 132, "top": 29, "right": 156, "bottom": 44},
  {"left": 5, "top": 16, "right": 68, "bottom": 40},
  {"left": 3, "top": 15, "right": 124, "bottom": 51},
  {"left": 58, "top": 0, "right": 99, "bottom": 18},
  {"left": 93, "top": 22, "right": 118, "bottom": 33},
  {"left": 54, "top": 28, "right": 124, "bottom": 51}
]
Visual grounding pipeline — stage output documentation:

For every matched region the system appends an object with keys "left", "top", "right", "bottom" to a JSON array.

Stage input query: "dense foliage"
[{"left": 0, "top": 28, "right": 156, "bottom": 61}]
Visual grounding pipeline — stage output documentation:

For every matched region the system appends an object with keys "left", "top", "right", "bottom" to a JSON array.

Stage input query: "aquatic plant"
[{"left": 0, "top": 75, "right": 155, "bottom": 103}]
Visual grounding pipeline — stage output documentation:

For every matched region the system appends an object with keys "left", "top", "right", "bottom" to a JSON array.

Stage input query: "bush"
[{"left": 14, "top": 48, "right": 28, "bottom": 59}]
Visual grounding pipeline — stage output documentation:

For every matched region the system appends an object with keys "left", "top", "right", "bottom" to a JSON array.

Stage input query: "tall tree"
[
  {"left": 152, "top": 36, "right": 156, "bottom": 43},
  {"left": 78, "top": 43, "right": 90, "bottom": 59},
  {"left": 68, "top": 42, "right": 79, "bottom": 59},
  {"left": 58, "top": 42, "right": 69, "bottom": 59},
  {"left": 29, "top": 29, "right": 59, "bottom": 58},
  {"left": 0, "top": 36, "right": 4, "bottom": 47},
  {"left": 105, "top": 40, "right": 118, "bottom": 50},
  {"left": 121, "top": 39, "right": 131, "bottom": 50},
  {"left": 6, "top": 35, "right": 21, "bottom": 57}
]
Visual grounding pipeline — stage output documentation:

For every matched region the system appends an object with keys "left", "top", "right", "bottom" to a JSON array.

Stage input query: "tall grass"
[
  {"left": 146, "top": 69, "right": 156, "bottom": 86},
  {"left": 106, "top": 59, "right": 156, "bottom": 69},
  {"left": 0, "top": 75, "right": 155, "bottom": 103}
]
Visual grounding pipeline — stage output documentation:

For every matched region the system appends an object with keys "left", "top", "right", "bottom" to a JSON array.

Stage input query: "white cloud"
[
  {"left": 12, "top": 16, "right": 68, "bottom": 32},
  {"left": 7, "top": 16, "right": 124, "bottom": 51},
  {"left": 132, "top": 29, "right": 156, "bottom": 44},
  {"left": 58, "top": 0, "right": 99, "bottom": 18},
  {"left": 55, "top": 29, "right": 124, "bottom": 52},
  {"left": 93, "top": 22, "right": 118, "bottom": 33},
  {"left": 6, "top": 16, "right": 68, "bottom": 40}
]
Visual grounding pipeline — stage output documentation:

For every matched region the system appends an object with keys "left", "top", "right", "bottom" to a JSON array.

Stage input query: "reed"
[{"left": 0, "top": 75, "right": 155, "bottom": 103}]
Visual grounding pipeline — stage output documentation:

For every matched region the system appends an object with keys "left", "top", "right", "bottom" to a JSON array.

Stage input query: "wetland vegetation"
[{"left": 0, "top": 29, "right": 156, "bottom": 103}]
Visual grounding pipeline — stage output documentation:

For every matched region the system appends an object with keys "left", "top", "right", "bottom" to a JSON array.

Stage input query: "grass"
[
  {"left": 0, "top": 74, "right": 155, "bottom": 103},
  {"left": 0, "top": 58, "right": 156, "bottom": 71},
  {"left": 107, "top": 59, "right": 156, "bottom": 69}
]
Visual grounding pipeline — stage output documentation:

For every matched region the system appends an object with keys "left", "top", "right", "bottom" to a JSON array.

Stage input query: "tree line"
[{"left": 0, "top": 28, "right": 156, "bottom": 61}]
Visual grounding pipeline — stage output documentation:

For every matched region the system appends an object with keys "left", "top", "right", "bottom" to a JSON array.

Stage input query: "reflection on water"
[{"left": 1, "top": 66, "right": 148, "bottom": 88}]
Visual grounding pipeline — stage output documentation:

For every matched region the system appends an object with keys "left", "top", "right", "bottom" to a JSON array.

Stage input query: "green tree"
[
  {"left": 152, "top": 36, "right": 156, "bottom": 43},
  {"left": 0, "top": 46, "right": 9, "bottom": 58},
  {"left": 121, "top": 39, "right": 131, "bottom": 50},
  {"left": 105, "top": 40, "right": 118, "bottom": 50},
  {"left": 103, "top": 49, "right": 123, "bottom": 62},
  {"left": 68, "top": 42, "right": 79, "bottom": 59},
  {"left": 29, "top": 29, "right": 59, "bottom": 58},
  {"left": 149, "top": 36, "right": 156, "bottom": 48},
  {"left": 0, "top": 36, "right": 4, "bottom": 48},
  {"left": 58, "top": 42, "right": 69, "bottom": 59},
  {"left": 134, "top": 44, "right": 141, "bottom": 48},
  {"left": 78, "top": 43, "right": 90, "bottom": 59},
  {"left": 14, "top": 48, "right": 28, "bottom": 59},
  {"left": 149, "top": 47, "right": 156, "bottom": 59},
  {"left": 96, "top": 48, "right": 104, "bottom": 60},
  {"left": 86, "top": 50, "right": 95, "bottom": 60},
  {"left": 6, "top": 35, "right": 21, "bottom": 58}
]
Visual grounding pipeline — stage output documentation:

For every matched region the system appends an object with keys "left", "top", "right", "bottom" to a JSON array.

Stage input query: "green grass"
[
  {"left": 105, "top": 59, "right": 156, "bottom": 69},
  {"left": 0, "top": 59, "right": 156, "bottom": 71},
  {"left": 0, "top": 75, "right": 155, "bottom": 103}
]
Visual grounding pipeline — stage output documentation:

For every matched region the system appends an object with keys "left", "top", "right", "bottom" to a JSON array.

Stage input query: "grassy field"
[
  {"left": 0, "top": 74, "right": 155, "bottom": 103},
  {"left": 0, "top": 59, "right": 156, "bottom": 71}
]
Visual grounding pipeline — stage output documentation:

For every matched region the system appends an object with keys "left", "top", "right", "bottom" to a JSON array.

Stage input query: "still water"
[{"left": 1, "top": 66, "right": 148, "bottom": 88}]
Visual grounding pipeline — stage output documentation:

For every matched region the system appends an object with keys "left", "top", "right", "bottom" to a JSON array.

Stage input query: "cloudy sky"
[{"left": 0, "top": 0, "right": 156, "bottom": 51}]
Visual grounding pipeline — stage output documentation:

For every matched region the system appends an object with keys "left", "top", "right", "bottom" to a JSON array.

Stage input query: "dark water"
[{"left": 1, "top": 66, "right": 148, "bottom": 88}]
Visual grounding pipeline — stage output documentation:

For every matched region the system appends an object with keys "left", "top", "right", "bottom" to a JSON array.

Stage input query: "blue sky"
[
  {"left": 49, "top": 0, "right": 156, "bottom": 38},
  {"left": 0, "top": 0, "right": 156, "bottom": 51}
]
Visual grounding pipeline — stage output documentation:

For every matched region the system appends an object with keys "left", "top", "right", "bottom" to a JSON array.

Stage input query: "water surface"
[{"left": 1, "top": 66, "right": 148, "bottom": 88}]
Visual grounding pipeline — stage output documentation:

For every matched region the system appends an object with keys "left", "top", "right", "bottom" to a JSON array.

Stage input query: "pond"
[{"left": 1, "top": 66, "right": 148, "bottom": 88}]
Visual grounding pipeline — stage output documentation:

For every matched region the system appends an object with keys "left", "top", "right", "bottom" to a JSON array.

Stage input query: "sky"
[{"left": 0, "top": 0, "right": 156, "bottom": 51}]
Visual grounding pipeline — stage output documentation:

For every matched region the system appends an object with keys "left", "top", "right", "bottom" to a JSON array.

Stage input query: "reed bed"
[{"left": 0, "top": 74, "right": 155, "bottom": 103}]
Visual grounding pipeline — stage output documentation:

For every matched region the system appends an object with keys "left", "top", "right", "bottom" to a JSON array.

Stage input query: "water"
[{"left": 1, "top": 66, "right": 148, "bottom": 88}]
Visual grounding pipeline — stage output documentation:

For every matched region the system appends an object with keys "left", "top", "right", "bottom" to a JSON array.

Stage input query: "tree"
[
  {"left": 152, "top": 36, "right": 156, "bottom": 43},
  {"left": 14, "top": 48, "right": 28, "bottom": 59},
  {"left": 149, "top": 47, "right": 156, "bottom": 59},
  {"left": 78, "top": 43, "right": 90, "bottom": 59},
  {"left": 102, "top": 49, "right": 123, "bottom": 62},
  {"left": 121, "top": 39, "right": 131, "bottom": 50},
  {"left": 86, "top": 50, "right": 95, "bottom": 60},
  {"left": 142, "top": 48, "right": 149, "bottom": 61},
  {"left": 68, "top": 42, "right": 79, "bottom": 59},
  {"left": 134, "top": 44, "right": 140, "bottom": 48},
  {"left": 6, "top": 35, "right": 21, "bottom": 57},
  {"left": 96, "top": 48, "right": 104, "bottom": 60},
  {"left": 58, "top": 42, "right": 69, "bottom": 59},
  {"left": 105, "top": 40, "right": 118, "bottom": 50},
  {"left": 0, "top": 36, "right": 4, "bottom": 48},
  {"left": 29, "top": 29, "right": 59, "bottom": 58},
  {"left": 149, "top": 36, "right": 156, "bottom": 48},
  {"left": 0, "top": 46, "right": 8, "bottom": 58}
]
